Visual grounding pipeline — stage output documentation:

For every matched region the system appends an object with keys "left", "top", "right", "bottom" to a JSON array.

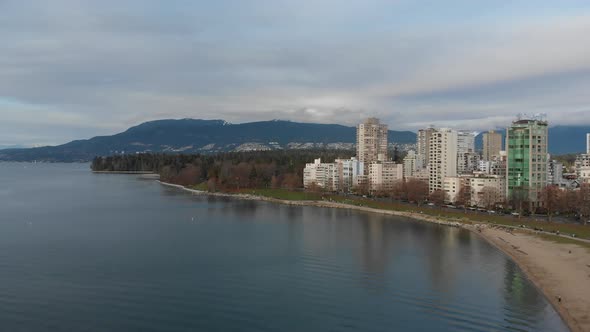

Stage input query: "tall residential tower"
[
  {"left": 483, "top": 130, "right": 502, "bottom": 161},
  {"left": 428, "top": 128, "right": 458, "bottom": 193},
  {"left": 506, "top": 117, "right": 548, "bottom": 210},
  {"left": 417, "top": 127, "right": 436, "bottom": 169},
  {"left": 356, "top": 118, "right": 388, "bottom": 169}
]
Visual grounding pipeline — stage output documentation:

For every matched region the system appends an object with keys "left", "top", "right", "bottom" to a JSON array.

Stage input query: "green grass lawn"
[
  {"left": 221, "top": 187, "right": 590, "bottom": 240},
  {"left": 534, "top": 233, "right": 590, "bottom": 250},
  {"left": 238, "top": 188, "right": 323, "bottom": 201},
  {"left": 325, "top": 194, "right": 590, "bottom": 240},
  {"left": 189, "top": 182, "right": 208, "bottom": 191}
]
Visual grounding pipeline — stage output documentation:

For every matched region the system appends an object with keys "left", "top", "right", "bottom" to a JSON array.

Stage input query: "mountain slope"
[{"left": 0, "top": 119, "right": 416, "bottom": 162}]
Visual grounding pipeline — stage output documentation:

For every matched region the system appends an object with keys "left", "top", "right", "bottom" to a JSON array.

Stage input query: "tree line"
[{"left": 91, "top": 150, "right": 353, "bottom": 191}]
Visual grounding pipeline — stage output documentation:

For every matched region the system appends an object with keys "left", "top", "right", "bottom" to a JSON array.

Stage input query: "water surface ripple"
[{"left": 0, "top": 163, "right": 567, "bottom": 331}]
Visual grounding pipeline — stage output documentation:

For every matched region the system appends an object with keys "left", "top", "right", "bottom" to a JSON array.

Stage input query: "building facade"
[
  {"left": 303, "top": 158, "right": 339, "bottom": 191},
  {"left": 483, "top": 130, "right": 502, "bottom": 161},
  {"left": 506, "top": 117, "right": 548, "bottom": 210},
  {"left": 428, "top": 128, "right": 458, "bottom": 193},
  {"left": 470, "top": 174, "right": 506, "bottom": 208},
  {"left": 403, "top": 150, "right": 423, "bottom": 178},
  {"left": 443, "top": 176, "right": 465, "bottom": 204},
  {"left": 335, "top": 157, "right": 364, "bottom": 192},
  {"left": 417, "top": 127, "right": 436, "bottom": 169},
  {"left": 369, "top": 161, "right": 403, "bottom": 193},
  {"left": 356, "top": 118, "right": 388, "bottom": 170},
  {"left": 547, "top": 159, "right": 564, "bottom": 186}
]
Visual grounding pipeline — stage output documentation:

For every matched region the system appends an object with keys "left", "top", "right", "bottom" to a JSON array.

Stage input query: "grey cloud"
[{"left": 1, "top": 1, "right": 590, "bottom": 145}]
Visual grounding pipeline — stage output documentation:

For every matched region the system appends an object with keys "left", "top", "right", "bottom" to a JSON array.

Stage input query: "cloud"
[{"left": 1, "top": 0, "right": 590, "bottom": 145}]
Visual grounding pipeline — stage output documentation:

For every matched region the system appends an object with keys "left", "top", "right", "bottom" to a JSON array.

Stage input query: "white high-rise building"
[
  {"left": 456, "top": 130, "right": 476, "bottom": 174},
  {"left": 587, "top": 133, "right": 590, "bottom": 154},
  {"left": 356, "top": 118, "right": 388, "bottom": 171},
  {"left": 417, "top": 127, "right": 436, "bottom": 169},
  {"left": 457, "top": 130, "right": 475, "bottom": 154},
  {"left": 428, "top": 128, "right": 458, "bottom": 193}
]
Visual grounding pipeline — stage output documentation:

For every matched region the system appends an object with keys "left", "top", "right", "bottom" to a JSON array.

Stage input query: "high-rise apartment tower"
[
  {"left": 506, "top": 117, "right": 548, "bottom": 210},
  {"left": 356, "top": 118, "right": 388, "bottom": 170},
  {"left": 483, "top": 130, "right": 502, "bottom": 161}
]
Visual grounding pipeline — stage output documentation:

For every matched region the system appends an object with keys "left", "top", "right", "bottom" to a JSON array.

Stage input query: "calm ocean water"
[{"left": 0, "top": 163, "right": 567, "bottom": 331}]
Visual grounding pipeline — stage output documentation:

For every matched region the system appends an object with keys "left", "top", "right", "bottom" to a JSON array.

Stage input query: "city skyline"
[{"left": 1, "top": 1, "right": 590, "bottom": 147}]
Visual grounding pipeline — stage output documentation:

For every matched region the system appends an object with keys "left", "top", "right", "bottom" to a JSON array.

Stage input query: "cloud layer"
[{"left": 1, "top": 0, "right": 590, "bottom": 146}]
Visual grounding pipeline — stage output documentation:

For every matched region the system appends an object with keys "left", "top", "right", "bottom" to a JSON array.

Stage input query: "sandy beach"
[
  {"left": 477, "top": 227, "right": 590, "bottom": 332},
  {"left": 160, "top": 181, "right": 590, "bottom": 331}
]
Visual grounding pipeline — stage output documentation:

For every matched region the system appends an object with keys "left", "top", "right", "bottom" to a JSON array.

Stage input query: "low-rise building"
[
  {"left": 369, "top": 161, "right": 403, "bottom": 193},
  {"left": 443, "top": 177, "right": 463, "bottom": 203},
  {"left": 303, "top": 158, "right": 339, "bottom": 191},
  {"left": 470, "top": 174, "right": 506, "bottom": 208},
  {"left": 335, "top": 157, "right": 364, "bottom": 192}
]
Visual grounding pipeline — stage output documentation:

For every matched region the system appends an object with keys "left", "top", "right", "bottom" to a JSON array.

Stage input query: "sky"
[{"left": 2, "top": 0, "right": 590, "bottom": 147}]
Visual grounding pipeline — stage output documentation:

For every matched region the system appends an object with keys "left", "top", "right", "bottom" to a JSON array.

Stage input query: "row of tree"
[
  {"left": 91, "top": 150, "right": 354, "bottom": 191},
  {"left": 92, "top": 151, "right": 590, "bottom": 223},
  {"left": 365, "top": 178, "right": 590, "bottom": 223}
]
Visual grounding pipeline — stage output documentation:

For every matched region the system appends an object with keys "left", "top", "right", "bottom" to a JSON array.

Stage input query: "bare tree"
[
  {"left": 480, "top": 187, "right": 501, "bottom": 209},
  {"left": 406, "top": 179, "right": 429, "bottom": 206},
  {"left": 428, "top": 189, "right": 446, "bottom": 205},
  {"left": 509, "top": 187, "right": 529, "bottom": 218},
  {"left": 541, "top": 185, "right": 561, "bottom": 222},
  {"left": 454, "top": 186, "right": 470, "bottom": 212},
  {"left": 577, "top": 184, "right": 590, "bottom": 225},
  {"left": 353, "top": 180, "right": 370, "bottom": 196},
  {"left": 390, "top": 180, "right": 407, "bottom": 201}
]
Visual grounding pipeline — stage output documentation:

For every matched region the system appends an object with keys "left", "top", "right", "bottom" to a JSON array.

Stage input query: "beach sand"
[{"left": 477, "top": 227, "right": 590, "bottom": 332}]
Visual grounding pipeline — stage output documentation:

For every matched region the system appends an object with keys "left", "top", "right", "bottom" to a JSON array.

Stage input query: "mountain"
[
  {"left": 0, "top": 119, "right": 417, "bottom": 162},
  {"left": 475, "top": 126, "right": 590, "bottom": 155}
]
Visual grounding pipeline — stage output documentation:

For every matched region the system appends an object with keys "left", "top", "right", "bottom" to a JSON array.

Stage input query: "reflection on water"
[{"left": 0, "top": 163, "right": 568, "bottom": 332}]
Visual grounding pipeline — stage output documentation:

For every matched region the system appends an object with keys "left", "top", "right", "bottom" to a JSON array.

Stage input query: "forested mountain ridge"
[{"left": 0, "top": 119, "right": 416, "bottom": 162}]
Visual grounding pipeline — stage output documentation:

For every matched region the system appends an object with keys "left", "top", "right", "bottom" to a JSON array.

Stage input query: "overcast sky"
[{"left": 2, "top": 1, "right": 590, "bottom": 146}]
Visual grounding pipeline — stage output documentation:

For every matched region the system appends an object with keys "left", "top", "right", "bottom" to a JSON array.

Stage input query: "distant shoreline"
[
  {"left": 158, "top": 180, "right": 590, "bottom": 332},
  {"left": 92, "top": 171, "right": 159, "bottom": 175}
]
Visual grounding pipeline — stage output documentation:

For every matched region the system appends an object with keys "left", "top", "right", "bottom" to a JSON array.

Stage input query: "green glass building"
[{"left": 506, "top": 118, "right": 548, "bottom": 210}]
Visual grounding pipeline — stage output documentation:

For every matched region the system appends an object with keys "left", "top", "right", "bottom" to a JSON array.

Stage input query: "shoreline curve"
[{"left": 158, "top": 180, "right": 589, "bottom": 332}]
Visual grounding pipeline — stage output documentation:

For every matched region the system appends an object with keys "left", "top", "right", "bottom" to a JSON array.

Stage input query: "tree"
[
  {"left": 577, "top": 184, "right": 590, "bottom": 225},
  {"left": 454, "top": 186, "right": 470, "bottom": 212},
  {"left": 207, "top": 177, "right": 217, "bottom": 192},
  {"left": 480, "top": 187, "right": 501, "bottom": 209},
  {"left": 428, "top": 189, "right": 446, "bottom": 205},
  {"left": 390, "top": 180, "right": 407, "bottom": 201},
  {"left": 406, "top": 179, "right": 429, "bottom": 206},
  {"left": 353, "top": 179, "right": 370, "bottom": 196},
  {"left": 540, "top": 185, "right": 561, "bottom": 222},
  {"left": 248, "top": 165, "right": 258, "bottom": 187},
  {"left": 509, "top": 187, "right": 529, "bottom": 218}
]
